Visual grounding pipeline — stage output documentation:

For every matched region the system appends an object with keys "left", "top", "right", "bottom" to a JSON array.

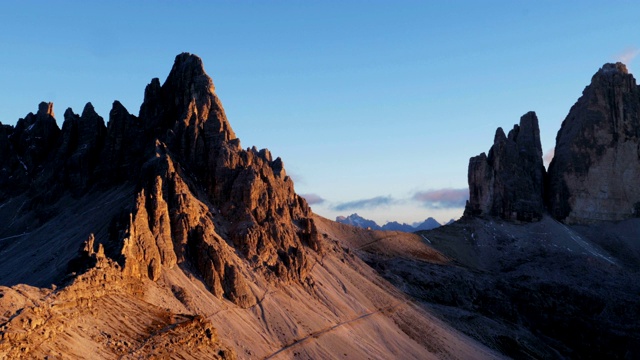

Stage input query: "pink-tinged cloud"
[
  {"left": 300, "top": 193, "right": 325, "bottom": 205},
  {"left": 616, "top": 47, "right": 640, "bottom": 65},
  {"left": 543, "top": 147, "right": 555, "bottom": 167},
  {"left": 412, "top": 188, "right": 468, "bottom": 209}
]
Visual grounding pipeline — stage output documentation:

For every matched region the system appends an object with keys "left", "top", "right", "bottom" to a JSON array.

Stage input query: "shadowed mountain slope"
[
  {"left": 353, "top": 216, "right": 640, "bottom": 359},
  {"left": 367, "top": 62, "right": 640, "bottom": 358}
]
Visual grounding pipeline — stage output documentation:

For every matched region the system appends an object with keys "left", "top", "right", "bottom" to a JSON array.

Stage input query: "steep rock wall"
[
  {"left": 465, "top": 111, "right": 545, "bottom": 221},
  {"left": 547, "top": 63, "right": 640, "bottom": 223}
]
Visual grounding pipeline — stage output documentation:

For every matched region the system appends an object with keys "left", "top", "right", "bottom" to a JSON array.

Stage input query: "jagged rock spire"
[
  {"left": 139, "top": 52, "right": 235, "bottom": 141},
  {"left": 465, "top": 111, "right": 545, "bottom": 221},
  {"left": 112, "top": 53, "right": 321, "bottom": 306},
  {"left": 10, "top": 102, "right": 61, "bottom": 175},
  {"left": 57, "top": 102, "right": 107, "bottom": 192},
  {"left": 38, "top": 101, "right": 55, "bottom": 118}
]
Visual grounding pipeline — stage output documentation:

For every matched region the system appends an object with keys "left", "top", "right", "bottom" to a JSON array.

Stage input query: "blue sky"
[{"left": 1, "top": 1, "right": 639, "bottom": 224}]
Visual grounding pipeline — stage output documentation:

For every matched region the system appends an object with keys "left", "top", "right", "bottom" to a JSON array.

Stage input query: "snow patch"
[{"left": 420, "top": 234, "right": 432, "bottom": 244}]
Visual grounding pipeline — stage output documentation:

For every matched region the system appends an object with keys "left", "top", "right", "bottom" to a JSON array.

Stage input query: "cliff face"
[
  {"left": 0, "top": 53, "right": 320, "bottom": 307},
  {"left": 57, "top": 104, "right": 107, "bottom": 194},
  {"left": 465, "top": 111, "right": 545, "bottom": 221},
  {"left": 467, "top": 63, "right": 640, "bottom": 224},
  {"left": 547, "top": 63, "right": 640, "bottom": 223},
  {"left": 112, "top": 54, "right": 321, "bottom": 307},
  {"left": 0, "top": 102, "right": 60, "bottom": 200}
]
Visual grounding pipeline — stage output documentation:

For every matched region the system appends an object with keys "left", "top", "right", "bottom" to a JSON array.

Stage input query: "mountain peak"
[
  {"left": 335, "top": 214, "right": 442, "bottom": 232},
  {"left": 141, "top": 52, "right": 237, "bottom": 146},
  {"left": 493, "top": 127, "right": 506, "bottom": 144},
  {"left": 81, "top": 102, "right": 98, "bottom": 118},
  {"left": 466, "top": 110, "right": 545, "bottom": 221},
  {"left": 466, "top": 62, "right": 640, "bottom": 224},
  {"left": 172, "top": 52, "right": 207, "bottom": 77},
  {"left": 599, "top": 62, "right": 628, "bottom": 75},
  {"left": 548, "top": 62, "right": 640, "bottom": 222},
  {"left": 37, "top": 101, "right": 54, "bottom": 118},
  {"left": 589, "top": 62, "right": 636, "bottom": 91},
  {"left": 164, "top": 52, "right": 215, "bottom": 99}
]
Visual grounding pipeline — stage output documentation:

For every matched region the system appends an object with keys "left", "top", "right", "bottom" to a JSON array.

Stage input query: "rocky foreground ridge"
[{"left": 466, "top": 63, "right": 640, "bottom": 224}]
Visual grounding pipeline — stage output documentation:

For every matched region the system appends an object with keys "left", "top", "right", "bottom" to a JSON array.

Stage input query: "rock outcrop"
[
  {"left": 98, "top": 100, "right": 146, "bottom": 182},
  {"left": 113, "top": 54, "right": 321, "bottom": 303},
  {"left": 57, "top": 103, "right": 107, "bottom": 193},
  {"left": 115, "top": 142, "right": 257, "bottom": 307},
  {"left": 547, "top": 63, "right": 640, "bottom": 223},
  {"left": 0, "top": 123, "right": 28, "bottom": 199},
  {"left": 0, "top": 53, "right": 321, "bottom": 307},
  {"left": 0, "top": 102, "right": 61, "bottom": 200},
  {"left": 465, "top": 111, "right": 545, "bottom": 221},
  {"left": 10, "top": 102, "right": 61, "bottom": 174}
]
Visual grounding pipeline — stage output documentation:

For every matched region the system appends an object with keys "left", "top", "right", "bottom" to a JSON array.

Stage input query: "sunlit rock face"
[
  {"left": 547, "top": 63, "right": 640, "bottom": 223},
  {"left": 465, "top": 111, "right": 545, "bottom": 221},
  {"left": 0, "top": 53, "right": 321, "bottom": 307},
  {"left": 109, "top": 53, "right": 322, "bottom": 306}
]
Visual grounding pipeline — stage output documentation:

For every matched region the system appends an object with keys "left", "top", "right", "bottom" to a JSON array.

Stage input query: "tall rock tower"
[
  {"left": 465, "top": 112, "right": 545, "bottom": 221},
  {"left": 547, "top": 63, "right": 640, "bottom": 223}
]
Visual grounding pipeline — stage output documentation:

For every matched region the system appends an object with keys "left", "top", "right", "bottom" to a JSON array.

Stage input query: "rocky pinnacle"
[{"left": 465, "top": 111, "right": 545, "bottom": 221}]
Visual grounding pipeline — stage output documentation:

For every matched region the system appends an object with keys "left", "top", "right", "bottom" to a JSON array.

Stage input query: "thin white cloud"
[
  {"left": 332, "top": 196, "right": 396, "bottom": 211},
  {"left": 412, "top": 188, "right": 468, "bottom": 209}
]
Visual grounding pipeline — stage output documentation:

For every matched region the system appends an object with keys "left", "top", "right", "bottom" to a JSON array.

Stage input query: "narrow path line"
[
  {"left": 553, "top": 219, "right": 616, "bottom": 265},
  {"left": 261, "top": 300, "right": 408, "bottom": 360},
  {"left": 355, "top": 235, "right": 394, "bottom": 251},
  {"left": 0, "top": 233, "right": 30, "bottom": 242}
]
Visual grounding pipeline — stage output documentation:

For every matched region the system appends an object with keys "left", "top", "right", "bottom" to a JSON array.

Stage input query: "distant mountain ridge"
[{"left": 336, "top": 213, "right": 449, "bottom": 232}]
